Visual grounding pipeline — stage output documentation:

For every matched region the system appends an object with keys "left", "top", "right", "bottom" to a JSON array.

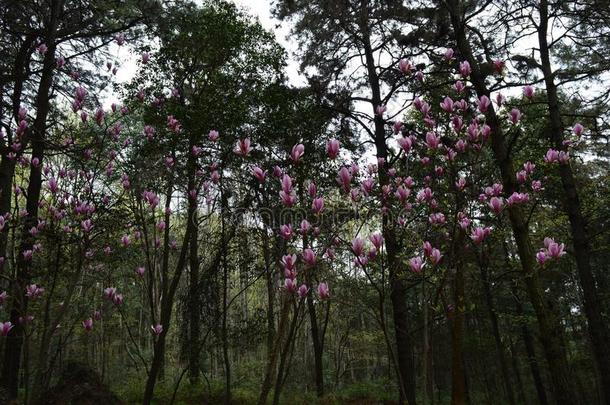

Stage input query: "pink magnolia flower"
[
  {"left": 352, "top": 237, "right": 365, "bottom": 257},
  {"left": 459, "top": 61, "right": 471, "bottom": 77},
  {"left": 409, "top": 257, "right": 424, "bottom": 273},
  {"left": 398, "top": 59, "right": 412, "bottom": 74},
  {"left": 317, "top": 282, "right": 330, "bottom": 300},
  {"left": 544, "top": 149, "right": 560, "bottom": 163},
  {"left": 523, "top": 85, "right": 535, "bottom": 99},
  {"left": 337, "top": 167, "right": 352, "bottom": 191},
  {"left": 302, "top": 248, "right": 316, "bottom": 266},
  {"left": 151, "top": 324, "right": 163, "bottom": 335},
  {"left": 440, "top": 96, "right": 454, "bottom": 113},
  {"left": 0, "top": 322, "right": 14, "bottom": 336},
  {"left": 536, "top": 250, "right": 548, "bottom": 265},
  {"left": 429, "top": 248, "right": 442, "bottom": 265},
  {"left": 121, "top": 235, "right": 131, "bottom": 246},
  {"left": 252, "top": 166, "right": 266, "bottom": 183},
  {"left": 103, "top": 287, "right": 117, "bottom": 300},
  {"left": 397, "top": 136, "right": 412, "bottom": 153},
  {"left": 284, "top": 278, "right": 297, "bottom": 293},
  {"left": 470, "top": 227, "right": 491, "bottom": 244},
  {"left": 82, "top": 318, "right": 93, "bottom": 331},
  {"left": 297, "top": 284, "right": 309, "bottom": 299},
  {"left": 234, "top": 138, "right": 252, "bottom": 156},
  {"left": 312, "top": 197, "right": 324, "bottom": 214},
  {"left": 326, "top": 139, "right": 340, "bottom": 159},
  {"left": 290, "top": 143, "right": 305, "bottom": 163},
  {"left": 299, "top": 220, "right": 311, "bottom": 234},
  {"left": 531, "top": 180, "right": 543, "bottom": 192},
  {"left": 477, "top": 95, "right": 491, "bottom": 113},
  {"left": 279, "top": 224, "right": 293, "bottom": 240},
  {"left": 493, "top": 59, "right": 505, "bottom": 74},
  {"left": 369, "top": 233, "right": 384, "bottom": 251},
  {"left": 81, "top": 219, "right": 93, "bottom": 233},
  {"left": 393, "top": 120, "right": 403, "bottom": 134},
  {"left": 544, "top": 238, "right": 566, "bottom": 259},
  {"left": 307, "top": 182, "right": 317, "bottom": 197},
  {"left": 112, "top": 293, "right": 124, "bottom": 306},
  {"left": 375, "top": 105, "right": 387, "bottom": 117},
  {"left": 516, "top": 170, "right": 528, "bottom": 184},
  {"left": 509, "top": 108, "right": 522, "bottom": 124},
  {"left": 208, "top": 130, "right": 220, "bottom": 142},
  {"left": 572, "top": 123, "right": 584, "bottom": 136},
  {"left": 425, "top": 132, "right": 441, "bottom": 150},
  {"left": 523, "top": 161, "right": 536, "bottom": 174},
  {"left": 135, "top": 266, "right": 146, "bottom": 277},
  {"left": 453, "top": 80, "right": 465, "bottom": 93},
  {"left": 141, "top": 52, "right": 150, "bottom": 64},
  {"left": 444, "top": 48, "right": 455, "bottom": 60},
  {"left": 488, "top": 196, "right": 504, "bottom": 214},
  {"left": 25, "top": 284, "right": 44, "bottom": 299}
]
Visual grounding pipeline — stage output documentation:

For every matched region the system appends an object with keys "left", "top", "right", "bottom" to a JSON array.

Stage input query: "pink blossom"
[
  {"left": 409, "top": 257, "right": 424, "bottom": 273},
  {"left": 470, "top": 227, "right": 491, "bottom": 244},
  {"left": 317, "top": 282, "right": 330, "bottom": 299},
  {"left": 440, "top": 96, "right": 454, "bottom": 113},
  {"left": 151, "top": 324, "right": 163, "bottom": 335},
  {"left": 284, "top": 278, "right": 297, "bottom": 293},
  {"left": 478, "top": 95, "right": 491, "bottom": 113},
  {"left": 290, "top": 143, "right": 305, "bottom": 163},
  {"left": 0, "top": 322, "right": 14, "bottom": 336},
  {"left": 523, "top": 85, "right": 535, "bottom": 99},
  {"left": 352, "top": 237, "right": 365, "bottom": 257},
  {"left": 252, "top": 166, "right": 266, "bottom": 183},
  {"left": 312, "top": 197, "right": 324, "bottom": 214},
  {"left": 488, "top": 196, "right": 504, "bottom": 214},
  {"left": 326, "top": 139, "right": 340, "bottom": 159},
  {"left": 234, "top": 138, "right": 252, "bottom": 156},
  {"left": 302, "top": 249, "right": 316, "bottom": 266},
  {"left": 459, "top": 61, "right": 471, "bottom": 77},
  {"left": 297, "top": 284, "right": 309, "bottom": 299},
  {"left": 398, "top": 59, "right": 413, "bottom": 74},
  {"left": 279, "top": 224, "right": 293, "bottom": 240},
  {"left": 82, "top": 318, "right": 93, "bottom": 331}
]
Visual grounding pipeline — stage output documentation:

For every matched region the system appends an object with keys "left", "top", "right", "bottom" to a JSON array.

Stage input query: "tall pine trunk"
[
  {"left": 446, "top": 2, "right": 577, "bottom": 403},
  {"left": 536, "top": 2, "right": 610, "bottom": 402}
]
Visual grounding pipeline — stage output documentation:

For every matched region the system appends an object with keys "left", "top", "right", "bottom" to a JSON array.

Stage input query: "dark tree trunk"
[
  {"left": 188, "top": 207, "right": 200, "bottom": 384},
  {"left": 536, "top": 2, "right": 610, "bottom": 402},
  {"left": 479, "top": 261, "right": 516, "bottom": 405},
  {"left": 450, "top": 232, "right": 466, "bottom": 405},
  {"left": 0, "top": 2, "right": 62, "bottom": 396},
  {"left": 360, "top": 19, "right": 416, "bottom": 403},
  {"left": 513, "top": 289, "right": 549, "bottom": 405},
  {"left": 446, "top": 2, "right": 577, "bottom": 403}
]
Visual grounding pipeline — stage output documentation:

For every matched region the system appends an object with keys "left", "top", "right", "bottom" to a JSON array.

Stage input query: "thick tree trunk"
[
  {"left": 446, "top": 2, "right": 577, "bottom": 403},
  {"left": 0, "top": 2, "right": 61, "bottom": 396},
  {"left": 258, "top": 294, "right": 292, "bottom": 405},
  {"left": 536, "top": 2, "right": 610, "bottom": 402},
  {"left": 480, "top": 261, "right": 516, "bottom": 405},
  {"left": 450, "top": 232, "right": 466, "bottom": 405},
  {"left": 360, "top": 23, "right": 417, "bottom": 404},
  {"left": 188, "top": 208, "right": 200, "bottom": 384}
]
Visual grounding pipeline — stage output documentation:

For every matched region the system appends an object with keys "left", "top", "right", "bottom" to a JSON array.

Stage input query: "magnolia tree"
[{"left": 0, "top": 1, "right": 602, "bottom": 405}]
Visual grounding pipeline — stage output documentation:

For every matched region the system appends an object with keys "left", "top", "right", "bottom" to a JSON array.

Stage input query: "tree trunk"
[
  {"left": 450, "top": 232, "right": 466, "bottom": 405},
  {"left": 446, "top": 2, "right": 577, "bottom": 403},
  {"left": 188, "top": 207, "right": 200, "bottom": 384},
  {"left": 479, "top": 260, "right": 516, "bottom": 405},
  {"left": 0, "top": 2, "right": 62, "bottom": 396},
  {"left": 536, "top": 2, "right": 610, "bottom": 402}
]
